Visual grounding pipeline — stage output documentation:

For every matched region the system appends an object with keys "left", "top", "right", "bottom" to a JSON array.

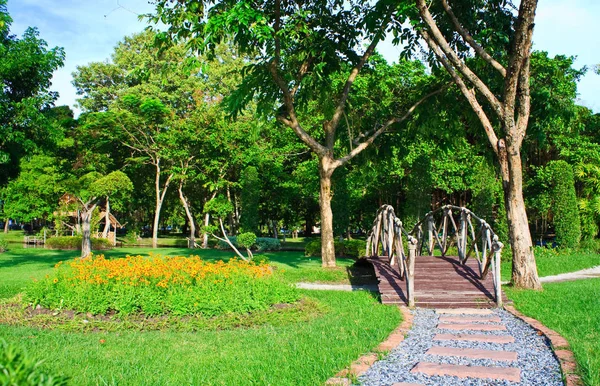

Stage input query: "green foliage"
[
  {"left": 547, "top": 161, "right": 581, "bottom": 248},
  {"left": 204, "top": 195, "right": 233, "bottom": 219},
  {"left": 240, "top": 166, "right": 260, "bottom": 234},
  {"left": 0, "top": 238, "right": 7, "bottom": 252},
  {"left": 0, "top": 3, "right": 65, "bottom": 184},
  {"left": 217, "top": 236, "right": 281, "bottom": 252},
  {"left": 0, "top": 339, "right": 69, "bottom": 386},
  {"left": 89, "top": 171, "right": 133, "bottom": 202},
  {"left": 2, "top": 155, "right": 64, "bottom": 222},
  {"left": 237, "top": 232, "right": 257, "bottom": 249},
  {"left": 27, "top": 255, "right": 298, "bottom": 317},
  {"left": 45, "top": 236, "right": 113, "bottom": 251},
  {"left": 305, "top": 239, "right": 366, "bottom": 258}
]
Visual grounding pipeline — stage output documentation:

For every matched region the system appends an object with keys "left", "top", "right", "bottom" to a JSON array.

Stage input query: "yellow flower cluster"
[{"left": 54, "top": 254, "right": 271, "bottom": 288}]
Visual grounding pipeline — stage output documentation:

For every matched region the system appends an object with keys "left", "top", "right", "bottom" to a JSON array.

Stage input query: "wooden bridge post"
[
  {"left": 493, "top": 237, "right": 504, "bottom": 307},
  {"left": 407, "top": 237, "right": 418, "bottom": 307},
  {"left": 427, "top": 217, "right": 434, "bottom": 255}
]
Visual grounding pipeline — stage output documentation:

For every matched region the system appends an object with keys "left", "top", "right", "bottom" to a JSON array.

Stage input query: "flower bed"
[{"left": 27, "top": 254, "right": 298, "bottom": 317}]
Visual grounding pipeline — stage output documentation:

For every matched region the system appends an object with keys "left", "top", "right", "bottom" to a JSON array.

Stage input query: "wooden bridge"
[{"left": 366, "top": 205, "right": 506, "bottom": 308}]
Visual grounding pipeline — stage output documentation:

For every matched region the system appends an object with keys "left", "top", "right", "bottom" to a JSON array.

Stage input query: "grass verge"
[
  {"left": 501, "top": 248, "right": 600, "bottom": 281},
  {"left": 505, "top": 279, "right": 600, "bottom": 386},
  {"left": 0, "top": 290, "right": 400, "bottom": 385}
]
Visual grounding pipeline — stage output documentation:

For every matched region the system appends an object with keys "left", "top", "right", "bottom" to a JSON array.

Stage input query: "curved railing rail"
[
  {"left": 366, "top": 204, "right": 504, "bottom": 307},
  {"left": 365, "top": 205, "right": 418, "bottom": 306}
]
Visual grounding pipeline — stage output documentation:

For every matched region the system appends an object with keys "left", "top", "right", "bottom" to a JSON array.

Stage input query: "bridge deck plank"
[{"left": 367, "top": 255, "right": 507, "bottom": 308}]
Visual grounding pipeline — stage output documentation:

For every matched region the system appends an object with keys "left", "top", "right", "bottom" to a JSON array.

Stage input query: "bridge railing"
[
  {"left": 365, "top": 205, "right": 419, "bottom": 306},
  {"left": 366, "top": 204, "right": 504, "bottom": 307}
]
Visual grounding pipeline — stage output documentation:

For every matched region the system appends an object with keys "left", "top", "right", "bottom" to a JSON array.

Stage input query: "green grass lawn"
[
  {"left": 501, "top": 248, "right": 600, "bottom": 281},
  {"left": 506, "top": 279, "right": 600, "bottom": 386},
  {"left": 0, "top": 245, "right": 399, "bottom": 385},
  {"left": 0, "top": 290, "right": 400, "bottom": 385},
  {"left": 0, "top": 230, "right": 29, "bottom": 244}
]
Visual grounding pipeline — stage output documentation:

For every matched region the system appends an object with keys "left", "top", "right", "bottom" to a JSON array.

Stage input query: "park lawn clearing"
[
  {"left": 0, "top": 290, "right": 401, "bottom": 385},
  {"left": 505, "top": 279, "right": 600, "bottom": 386},
  {"left": 501, "top": 248, "right": 600, "bottom": 281}
]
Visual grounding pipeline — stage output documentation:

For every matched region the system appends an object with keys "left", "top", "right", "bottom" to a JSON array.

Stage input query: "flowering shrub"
[{"left": 27, "top": 254, "right": 298, "bottom": 317}]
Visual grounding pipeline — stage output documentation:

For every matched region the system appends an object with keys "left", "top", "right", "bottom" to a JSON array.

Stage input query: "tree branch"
[
  {"left": 504, "top": 0, "right": 537, "bottom": 124},
  {"left": 440, "top": 0, "right": 506, "bottom": 77},
  {"left": 332, "top": 86, "right": 446, "bottom": 168},
  {"left": 328, "top": 27, "right": 386, "bottom": 137},
  {"left": 415, "top": 0, "right": 504, "bottom": 118},
  {"left": 216, "top": 218, "right": 248, "bottom": 261},
  {"left": 420, "top": 30, "right": 500, "bottom": 154}
]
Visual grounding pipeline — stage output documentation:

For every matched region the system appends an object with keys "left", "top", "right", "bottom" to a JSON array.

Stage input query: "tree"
[
  {"left": 149, "top": 1, "right": 442, "bottom": 267},
  {"left": 2, "top": 155, "right": 65, "bottom": 223},
  {"left": 411, "top": 0, "right": 542, "bottom": 289},
  {"left": 73, "top": 171, "right": 133, "bottom": 257},
  {"left": 0, "top": 0, "right": 65, "bottom": 185}
]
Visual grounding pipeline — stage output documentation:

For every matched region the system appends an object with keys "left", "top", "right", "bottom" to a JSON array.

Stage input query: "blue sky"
[{"left": 7, "top": 0, "right": 600, "bottom": 115}]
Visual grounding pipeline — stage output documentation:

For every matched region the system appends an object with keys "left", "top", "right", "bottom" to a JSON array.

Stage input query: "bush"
[
  {"left": 0, "top": 239, "right": 8, "bottom": 253},
  {"left": 579, "top": 238, "right": 600, "bottom": 253},
  {"left": 255, "top": 237, "right": 280, "bottom": 251},
  {"left": 237, "top": 232, "right": 257, "bottom": 249},
  {"left": 45, "top": 236, "right": 113, "bottom": 250},
  {"left": 27, "top": 254, "right": 298, "bottom": 317},
  {"left": 0, "top": 339, "right": 69, "bottom": 385},
  {"left": 217, "top": 236, "right": 280, "bottom": 251},
  {"left": 546, "top": 161, "right": 581, "bottom": 248},
  {"left": 305, "top": 239, "right": 367, "bottom": 258},
  {"left": 343, "top": 239, "right": 367, "bottom": 258}
]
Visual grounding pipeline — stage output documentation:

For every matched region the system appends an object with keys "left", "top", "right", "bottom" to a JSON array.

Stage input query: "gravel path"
[{"left": 358, "top": 308, "right": 563, "bottom": 386}]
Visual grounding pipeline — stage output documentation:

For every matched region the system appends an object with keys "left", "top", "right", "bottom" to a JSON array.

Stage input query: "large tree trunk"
[
  {"left": 318, "top": 157, "right": 336, "bottom": 267},
  {"left": 3, "top": 219, "right": 8, "bottom": 233},
  {"left": 102, "top": 197, "right": 110, "bottom": 239},
  {"left": 81, "top": 208, "right": 93, "bottom": 258},
  {"left": 500, "top": 143, "right": 542, "bottom": 289},
  {"left": 178, "top": 183, "right": 196, "bottom": 248}
]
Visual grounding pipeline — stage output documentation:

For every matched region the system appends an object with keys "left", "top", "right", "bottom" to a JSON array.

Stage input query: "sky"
[{"left": 7, "top": 0, "right": 600, "bottom": 115}]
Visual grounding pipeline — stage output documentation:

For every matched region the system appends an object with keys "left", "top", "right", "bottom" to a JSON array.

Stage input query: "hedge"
[{"left": 45, "top": 236, "right": 113, "bottom": 250}]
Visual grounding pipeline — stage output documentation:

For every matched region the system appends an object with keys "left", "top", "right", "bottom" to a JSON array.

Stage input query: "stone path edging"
[
  {"left": 504, "top": 305, "right": 582, "bottom": 386},
  {"left": 324, "top": 306, "right": 414, "bottom": 386}
]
